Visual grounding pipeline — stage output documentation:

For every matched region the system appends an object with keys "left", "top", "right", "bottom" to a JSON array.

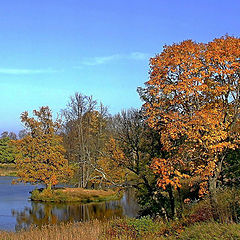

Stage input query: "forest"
[{"left": 0, "top": 35, "right": 240, "bottom": 239}]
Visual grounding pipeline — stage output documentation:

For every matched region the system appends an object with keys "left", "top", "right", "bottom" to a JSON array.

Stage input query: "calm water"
[{"left": 0, "top": 176, "right": 139, "bottom": 231}]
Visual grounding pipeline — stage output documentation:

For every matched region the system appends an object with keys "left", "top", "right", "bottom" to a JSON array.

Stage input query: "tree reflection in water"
[
  {"left": 11, "top": 189, "right": 139, "bottom": 231},
  {"left": 12, "top": 200, "right": 124, "bottom": 231}
]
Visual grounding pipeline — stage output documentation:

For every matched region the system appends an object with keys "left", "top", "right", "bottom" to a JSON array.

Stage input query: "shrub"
[
  {"left": 184, "top": 188, "right": 240, "bottom": 224},
  {"left": 175, "top": 222, "right": 240, "bottom": 240},
  {"left": 104, "top": 216, "right": 161, "bottom": 239},
  {"left": 186, "top": 201, "right": 213, "bottom": 224},
  {"left": 215, "top": 188, "right": 240, "bottom": 223}
]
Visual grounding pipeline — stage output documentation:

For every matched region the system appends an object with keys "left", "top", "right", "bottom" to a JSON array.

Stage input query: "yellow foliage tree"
[
  {"left": 14, "top": 106, "right": 73, "bottom": 189},
  {"left": 140, "top": 36, "right": 240, "bottom": 210},
  {"left": 92, "top": 138, "right": 127, "bottom": 187}
]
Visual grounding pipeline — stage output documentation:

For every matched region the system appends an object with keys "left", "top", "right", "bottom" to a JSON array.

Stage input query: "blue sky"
[{"left": 0, "top": 0, "right": 239, "bottom": 133}]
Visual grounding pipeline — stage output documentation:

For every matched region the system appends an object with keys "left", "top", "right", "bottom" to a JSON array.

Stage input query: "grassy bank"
[
  {"left": 0, "top": 163, "right": 17, "bottom": 176},
  {"left": 0, "top": 218, "right": 239, "bottom": 240},
  {"left": 30, "top": 187, "right": 122, "bottom": 203}
]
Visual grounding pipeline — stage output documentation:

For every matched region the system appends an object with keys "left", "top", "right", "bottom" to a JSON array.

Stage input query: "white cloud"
[
  {"left": 81, "top": 54, "right": 121, "bottom": 66},
  {"left": 80, "top": 52, "right": 150, "bottom": 66},
  {"left": 0, "top": 68, "right": 59, "bottom": 75}
]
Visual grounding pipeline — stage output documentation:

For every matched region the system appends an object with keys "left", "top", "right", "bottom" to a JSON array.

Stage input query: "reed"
[{"left": 0, "top": 220, "right": 102, "bottom": 240}]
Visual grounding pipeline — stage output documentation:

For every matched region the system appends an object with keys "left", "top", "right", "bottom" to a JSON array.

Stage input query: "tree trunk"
[
  {"left": 208, "top": 156, "right": 225, "bottom": 220},
  {"left": 208, "top": 175, "right": 218, "bottom": 220},
  {"left": 177, "top": 187, "right": 183, "bottom": 218},
  {"left": 167, "top": 185, "right": 175, "bottom": 219}
]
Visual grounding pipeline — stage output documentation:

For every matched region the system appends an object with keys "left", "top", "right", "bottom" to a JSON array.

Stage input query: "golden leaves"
[
  {"left": 143, "top": 35, "right": 240, "bottom": 194},
  {"left": 15, "top": 106, "right": 73, "bottom": 187},
  {"left": 151, "top": 157, "right": 189, "bottom": 190}
]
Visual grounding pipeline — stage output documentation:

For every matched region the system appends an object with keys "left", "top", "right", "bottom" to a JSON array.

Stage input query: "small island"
[{"left": 30, "top": 187, "right": 122, "bottom": 203}]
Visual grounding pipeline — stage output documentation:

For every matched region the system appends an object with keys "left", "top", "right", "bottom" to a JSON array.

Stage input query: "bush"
[
  {"left": 214, "top": 188, "right": 240, "bottom": 223},
  {"left": 184, "top": 188, "right": 240, "bottom": 224},
  {"left": 127, "top": 216, "right": 160, "bottom": 235},
  {"left": 104, "top": 216, "right": 162, "bottom": 239},
  {"left": 174, "top": 222, "right": 240, "bottom": 240},
  {"left": 186, "top": 200, "right": 213, "bottom": 224}
]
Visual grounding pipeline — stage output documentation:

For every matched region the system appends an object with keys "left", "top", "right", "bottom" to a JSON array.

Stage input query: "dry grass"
[
  {"left": 0, "top": 219, "right": 163, "bottom": 240},
  {"left": 0, "top": 220, "right": 102, "bottom": 240},
  {"left": 31, "top": 187, "right": 121, "bottom": 203},
  {"left": 62, "top": 188, "right": 116, "bottom": 196},
  {"left": 0, "top": 218, "right": 240, "bottom": 240},
  {"left": 0, "top": 163, "right": 17, "bottom": 176}
]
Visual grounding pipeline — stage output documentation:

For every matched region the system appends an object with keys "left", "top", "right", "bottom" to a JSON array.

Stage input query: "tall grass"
[
  {"left": 0, "top": 220, "right": 101, "bottom": 240},
  {"left": 0, "top": 218, "right": 240, "bottom": 240}
]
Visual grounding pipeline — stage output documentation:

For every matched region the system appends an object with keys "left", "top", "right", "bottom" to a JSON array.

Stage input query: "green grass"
[{"left": 30, "top": 187, "right": 122, "bottom": 203}]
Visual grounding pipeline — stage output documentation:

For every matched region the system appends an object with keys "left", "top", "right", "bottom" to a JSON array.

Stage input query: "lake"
[{"left": 0, "top": 176, "right": 139, "bottom": 231}]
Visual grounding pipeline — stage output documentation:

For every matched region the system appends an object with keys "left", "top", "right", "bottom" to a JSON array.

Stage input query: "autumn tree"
[
  {"left": 91, "top": 138, "right": 127, "bottom": 188},
  {"left": 62, "top": 93, "right": 111, "bottom": 188},
  {"left": 108, "top": 109, "right": 157, "bottom": 189},
  {"left": 14, "top": 106, "right": 72, "bottom": 189},
  {"left": 139, "top": 36, "right": 240, "bottom": 216},
  {"left": 0, "top": 136, "right": 16, "bottom": 163},
  {"left": 107, "top": 109, "right": 174, "bottom": 217}
]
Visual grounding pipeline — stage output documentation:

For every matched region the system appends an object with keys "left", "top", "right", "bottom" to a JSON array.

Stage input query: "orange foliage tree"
[
  {"left": 14, "top": 106, "right": 73, "bottom": 189},
  {"left": 140, "top": 36, "right": 240, "bottom": 209}
]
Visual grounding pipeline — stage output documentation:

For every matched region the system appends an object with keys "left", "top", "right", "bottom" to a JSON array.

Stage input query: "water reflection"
[
  {"left": 0, "top": 177, "right": 139, "bottom": 231},
  {"left": 11, "top": 189, "right": 139, "bottom": 231},
  {"left": 121, "top": 189, "right": 140, "bottom": 217}
]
